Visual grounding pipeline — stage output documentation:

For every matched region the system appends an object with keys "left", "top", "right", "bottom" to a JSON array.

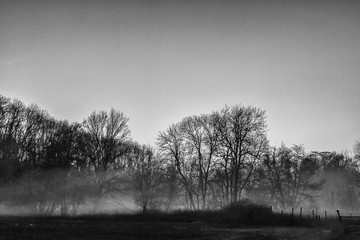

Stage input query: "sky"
[{"left": 1, "top": 0, "right": 359, "bottom": 152}]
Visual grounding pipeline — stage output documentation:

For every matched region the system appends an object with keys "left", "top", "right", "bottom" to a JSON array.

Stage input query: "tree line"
[{"left": 0, "top": 94, "right": 359, "bottom": 215}]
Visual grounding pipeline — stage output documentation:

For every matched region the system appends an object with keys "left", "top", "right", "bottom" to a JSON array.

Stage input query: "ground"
[{"left": 0, "top": 217, "right": 356, "bottom": 240}]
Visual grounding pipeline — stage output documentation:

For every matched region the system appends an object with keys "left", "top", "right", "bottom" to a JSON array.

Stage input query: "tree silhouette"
[
  {"left": 79, "top": 109, "right": 131, "bottom": 211},
  {"left": 212, "top": 105, "right": 268, "bottom": 203}
]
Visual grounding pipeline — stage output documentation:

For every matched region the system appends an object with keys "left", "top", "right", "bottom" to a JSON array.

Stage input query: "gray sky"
[{"left": 1, "top": 0, "right": 359, "bottom": 152}]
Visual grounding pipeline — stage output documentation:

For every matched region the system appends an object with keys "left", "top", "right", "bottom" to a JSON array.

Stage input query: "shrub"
[{"left": 221, "top": 199, "right": 272, "bottom": 225}]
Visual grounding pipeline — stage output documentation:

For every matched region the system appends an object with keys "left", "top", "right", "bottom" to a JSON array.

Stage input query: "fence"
[
  {"left": 270, "top": 207, "right": 360, "bottom": 225},
  {"left": 269, "top": 206, "right": 347, "bottom": 224},
  {"left": 336, "top": 210, "right": 360, "bottom": 225}
]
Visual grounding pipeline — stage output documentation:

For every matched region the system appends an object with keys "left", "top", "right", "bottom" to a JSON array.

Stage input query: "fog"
[
  {"left": 1, "top": 95, "right": 359, "bottom": 217},
  {"left": 0, "top": 164, "right": 358, "bottom": 217}
]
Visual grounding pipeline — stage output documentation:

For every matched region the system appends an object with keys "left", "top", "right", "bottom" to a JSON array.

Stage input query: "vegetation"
[{"left": 0, "top": 94, "right": 359, "bottom": 216}]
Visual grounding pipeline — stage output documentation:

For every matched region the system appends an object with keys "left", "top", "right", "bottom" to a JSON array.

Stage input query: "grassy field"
[
  {"left": 0, "top": 202, "right": 355, "bottom": 240},
  {"left": 0, "top": 216, "right": 348, "bottom": 240},
  {"left": 0, "top": 212, "right": 354, "bottom": 240}
]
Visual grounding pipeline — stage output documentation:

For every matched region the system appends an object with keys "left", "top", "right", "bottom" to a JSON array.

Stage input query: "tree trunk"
[{"left": 142, "top": 203, "right": 147, "bottom": 214}]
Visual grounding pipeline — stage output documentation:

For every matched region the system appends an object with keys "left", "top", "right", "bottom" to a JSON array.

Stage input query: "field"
[{"left": 0, "top": 214, "right": 356, "bottom": 240}]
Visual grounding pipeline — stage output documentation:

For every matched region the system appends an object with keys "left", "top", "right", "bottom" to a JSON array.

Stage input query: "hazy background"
[{"left": 1, "top": 0, "right": 359, "bottom": 152}]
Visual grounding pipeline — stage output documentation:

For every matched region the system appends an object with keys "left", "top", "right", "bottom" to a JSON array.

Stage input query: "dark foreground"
[{"left": 0, "top": 216, "right": 357, "bottom": 240}]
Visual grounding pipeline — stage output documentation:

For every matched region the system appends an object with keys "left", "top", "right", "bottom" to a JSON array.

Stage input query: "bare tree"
[
  {"left": 0, "top": 96, "right": 80, "bottom": 214},
  {"left": 179, "top": 115, "right": 218, "bottom": 209},
  {"left": 354, "top": 138, "right": 360, "bottom": 161},
  {"left": 312, "top": 151, "right": 359, "bottom": 211},
  {"left": 12, "top": 116, "right": 84, "bottom": 215},
  {"left": 162, "top": 164, "right": 183, "bottom": 211},
  {"left": 79, "top": 109, "right": 131, "bottom": 210},
  {"left": 1, "top": 97, "right": 133, "bottom": 214},
  {"left": 211, "top": 105, "right": 268, "bottom": 203},
  {"left": 257, "top": 145, "right": 323, "bottom": 210},
  {"left": 128, "top": 144, "right": 165, "bottom": 213},
  {"left": 157, "top": 124, "right": 198, "bottom": 210},
  {"left": 0, "top": 98, "right": 25, "bottom": 186}
]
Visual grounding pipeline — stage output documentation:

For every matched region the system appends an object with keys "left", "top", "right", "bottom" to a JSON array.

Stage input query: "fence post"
[
  {"left": 300, "top": 207, "right": 302, "bottom": 219},
  {"left": 269, "top": 205, "right": 272, "bottom": 214},
  {"left": 325, "top": 211, "right": 327, "bottom": 221},
  {"left": 281, "top": 210, "right": 283, "bottom": 216},
  {"left": 336, "top": 210, "right": 341, "bottom": 222},
  {"left": 292, "top": 208, "right": 294, "bottom": 218},
  {"left": 312, "top": 210, "right": 315, "bottom": 220}
]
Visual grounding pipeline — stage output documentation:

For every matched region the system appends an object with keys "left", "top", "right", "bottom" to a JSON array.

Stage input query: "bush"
[{"left": 221, "top": 199, "right": 272, "bottom": 225}]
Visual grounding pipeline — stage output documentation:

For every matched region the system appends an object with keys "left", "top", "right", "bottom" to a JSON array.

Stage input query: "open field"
[{"left": 0, "top": 215, "right": 356, "bottom": 240}]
